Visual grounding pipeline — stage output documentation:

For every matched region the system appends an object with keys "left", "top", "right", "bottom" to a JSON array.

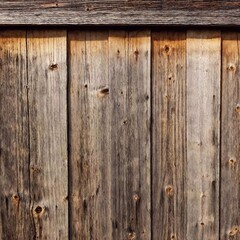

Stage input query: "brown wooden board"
[
  {"left": 186, "top": 31, "right": 221, "bottom": 240},
  {"left": 0, "top": 30, "right": 34, "bottom": 240},
  {"left": 152, "top": 31, "right": 186, "bottom": 240},
  {"left": 27, "top": 30, "right": 68, "bottom": 239},
  {"left": 221, "top": 32, "right": 240, "bottom": 240}
]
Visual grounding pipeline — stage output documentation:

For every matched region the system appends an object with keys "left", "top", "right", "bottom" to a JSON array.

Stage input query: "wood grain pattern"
[
  {"left": 1, "top": 29, "right": 240, "bottom": 240},
  {"left": 221, "top": 32, "right": 240, "bottom": 240},
  {"left": 27, "top": 30, "right": 68, "bottom": 239},
  {"left": 69, "top": 31, "right": 112, "bottom": 240},
  {"left": 186, "top": 31, "right": 221, "bottom": 240},
  {"left": 69, "top": 30, "right": 151, "bottom": 239},
  {"left": 109, "top": 30, "right": 151, "bottom": 240},
  {"left": 0, "top": 30, "right": 34, "bottom": 240},
  {"left": 152, "top": 31, "right": 186, "bottom": 240},
  {"left": 0, "top": 1, "right": 239, "bottom": 26}
]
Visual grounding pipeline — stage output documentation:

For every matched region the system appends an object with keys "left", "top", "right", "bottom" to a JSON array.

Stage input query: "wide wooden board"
[
  {"left": 27, "top": 30, "right": 68, "bottom": 239},
  {"left": 152, "top": 31, "right": 186, "bottom": 240},
  {"left": 69, "top": 30, "right": 151, "bottom": 239},
  {"left": 186, "top": 31, "right": 221, "bottom": 240}
]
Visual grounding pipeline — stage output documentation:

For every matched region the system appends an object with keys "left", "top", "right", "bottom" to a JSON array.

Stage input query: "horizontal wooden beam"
[{"left": 1, "top": 1, "right": 240, "bottom": 26}]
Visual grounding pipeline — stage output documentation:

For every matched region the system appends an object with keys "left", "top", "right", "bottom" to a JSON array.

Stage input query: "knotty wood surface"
[
  {"left": 0, "top": 1, "right": 240, "bottom": 26},
  {"left": 69, "top": 30, "right": 151, "bottom": 240},
  {"left": 152, "top": 31, "right": 186, "bottom": 240},
  {"left": 0, "top": 29, "right": 240, "bottom": 240},
  {"left": 27, "top": 30, "right": 68, "bottom": 239},
  {"left": 187, "top": 31, "right": 221, "bottom": 240},
  {"left": 221, "top": 32, "right": 240, "bottom": 240},
  {"left": 0, "top": 30, "right": 34, "bottom": 240}
]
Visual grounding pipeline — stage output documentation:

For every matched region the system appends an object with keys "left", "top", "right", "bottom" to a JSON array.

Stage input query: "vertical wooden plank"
[
  {"left": 186, "top": 31, "right": 220, "bottom": 240},
  {"left": 69, "top": 30, "right": 151, "bottom": 239},
  {"left": 69, "top": 31, "right": 112, "bottom": 239},
  {"left": 152, "top": 32, "right": 186, "bottom": 240},
  {"left": 221, "top": 32, "right": 240, "bottom": 240},
  {"left": 0, "top": 31, "right": 34, "bottom": 240},
  {"left": 109, "top": 30, "right": 151, "bottom": 239},
  {"left": 27, "top": 30, "right": 68, "bottom": 239}
]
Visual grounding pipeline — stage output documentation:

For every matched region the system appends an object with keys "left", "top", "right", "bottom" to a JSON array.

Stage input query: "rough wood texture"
[
  {"left": 221, "top": 32, "right": 240, "bottom": 240},
  {"left": 0, "top": 30, "right": 34, "bottom": 240},
  {"left": 1, "top": 29, "right": 240, "bottom": 240},
  {"left": 0, "top": 1, "right": 240, "bottom": 26},
  {"left": 186, "top": 31, "right": 221, "bottom": 240},
  {"left": 152, "top": 31, "right": 186, "bottom": 240},
  {"left": 69, "top": 31, "right": 112, "bottom": 240},
  {"left": 69, "top": 30, "right": 151, "bottom": 239},
  {"left": 109, "top": 30, "right": 151, "bottom": 240},
  {"left": 27, "top": 30, "right": 68, "bottom": 239}
]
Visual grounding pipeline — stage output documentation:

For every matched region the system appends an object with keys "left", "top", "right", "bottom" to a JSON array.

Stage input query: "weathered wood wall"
[{"left": 0, "top": 29, "right": 239, "bottom": 240}]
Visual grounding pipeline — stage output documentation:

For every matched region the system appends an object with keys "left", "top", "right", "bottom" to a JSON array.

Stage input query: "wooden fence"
[{"left": 0, "top": 29, "right": 239, "bottom": 240}]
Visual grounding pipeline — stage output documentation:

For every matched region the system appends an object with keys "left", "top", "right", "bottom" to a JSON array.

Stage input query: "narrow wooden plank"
[
  {"left": 69, "top": 30, "right": 151, "bottom": 239},
  {"left": 109, "top": 30, "right": 151, "bottom": 239},
  {"left": 0, "top": 31, "right": 34, "bottom": 240},
  {"left": 152, "top": 32, "right": 186, "bottom": 240},
  {"left": 0, "top": 1, "right": 240, "bottom": 26},
  {"left": 27, "top": 30, "right": 68, "bottom": 239},
  {"left": 186, "top": 31, "right": 221, "bottom": 240},
  {"left": 221, "top": 32, "right": 240, "bottom": 240},
  {"left": 69, "top": 31, "right": 112, "bottom": 239}
]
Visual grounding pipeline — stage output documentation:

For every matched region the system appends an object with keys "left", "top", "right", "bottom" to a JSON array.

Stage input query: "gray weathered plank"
[
  {"left": 109, "top": 30, "right": 151, "bottom": 239},
  {"left": 0, "top": 1, "right": 240, "bottom": 26},
  {"left": 221, "top": 32, "right": 240, "bottom": 240},
  {"left": 186, "top": 31, "right": 221, "bottom": 240},
  {"left": 69, "top": 30, "right": 151, "bottom": 239},
  {"left": 27, "top": 30, "right": 68, "bottom": 239},
  {"left": 0, "top": 30, "right": 34, "bottom": 240},
  {"left": 152, "top": 31, "right": 186, "bottom": 240},
  {"left": 69, "top": 31, "right": 112, "bottom": 240}
]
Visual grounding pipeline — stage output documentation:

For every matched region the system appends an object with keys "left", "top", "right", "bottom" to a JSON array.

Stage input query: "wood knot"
[
  {"left": 97, "top": 87, "right": 109, "bottom": 97},
  {"left": 133, "top": 194, "right": 140, "bottom": 202},
  {"left": 227, "top": 64, "right": 236, "bottom": 72},
  {"left": 229, "top": 158, "right": 237, "bottom": 167},
  {"left": 200, "top": 192, "right": 206, "bottom": 198},
  {"left": 34, "top": 205, "right": 45, "bottom": 217},
  {"left": 171, "top": 234, "right": 176, "bottom": 239},
  {"left": 128, "top": 232, "right": 136, "bottom": 240},
  {"left": 12, "top": 194, "right": 20, "bottom": 205},
  {"left": 31, "top": 165, "right": 41, "bottom": 174},
  {"left": 134, "top": 49, "right": 139, "bottom": 61},
  {"left": 12, "top": 194, "right": 19, "bottom": 201},
  {"left": 49, "top": 63, "right": 58, "bottom": 70},
  {"left": 235, "top": 104, "right": 240, "bottom": 113},
  {"left": 165, "top": 185, "right": 174, "bottom": 197},
  {"left": 229, "top": 226, "right": 239, "bottom": 236},
  {"left": 200, "top": 222, "right": 204, "bottom": 226},
  {"left": 164, "top": 45, "right": 170, "bottom": 55}
]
